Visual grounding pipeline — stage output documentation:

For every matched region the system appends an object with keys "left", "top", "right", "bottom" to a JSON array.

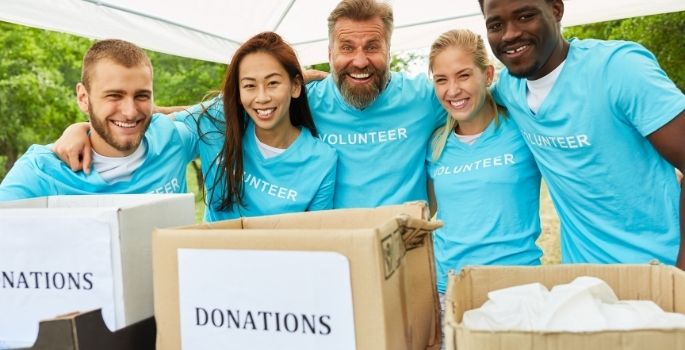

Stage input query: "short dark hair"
[
  {"left": 478, "top": 0, "right": 557, "bottom": 13},
  {"left": 81, "top": 39, "right": 152, "bottom": 90}
]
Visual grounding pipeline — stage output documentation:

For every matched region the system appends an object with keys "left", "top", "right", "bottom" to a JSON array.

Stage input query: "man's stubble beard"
[{"left": 88, "top": 103, "right": 151, "bottom": 153}]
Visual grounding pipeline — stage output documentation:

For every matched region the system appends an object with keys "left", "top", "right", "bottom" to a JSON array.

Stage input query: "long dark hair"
[{"left": 213, "top": 31, "right": 317, "bottom": 212}]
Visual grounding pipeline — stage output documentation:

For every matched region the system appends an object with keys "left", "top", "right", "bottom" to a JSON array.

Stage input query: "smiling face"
[
  {"left": 329, "top": 16, "right": 390, "bottom": 109},
  {"left": 432, "top": 46, "right": 494, "bottom": 133},
  {"left": 239, "top": 52, "right": 301, "bottom": 138},
  {"left": 77, "top": 59, "right": 153, "bottom": 157},
  {"left": 483, "top": 0, "right": 565, "bottom": 80}
]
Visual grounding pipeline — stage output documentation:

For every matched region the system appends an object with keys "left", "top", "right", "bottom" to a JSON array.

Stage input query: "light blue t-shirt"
[
  {"left": 494, "top": 38, "right": 685, "bottom": 265},
  {"left": 307, "top": 72, "right": 446, "bottom": 208},
  {"left": 0, "top": 115, "right": 195, "bottom": 200},
  {"left": 427, "top": 116, "right": 542, "bottom": 293},
  {"left": 175, "top": 98, "right": 338, "bottom": 221}
]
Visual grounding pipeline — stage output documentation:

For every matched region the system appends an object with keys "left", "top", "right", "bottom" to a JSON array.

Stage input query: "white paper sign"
[
  {"left": 0, "top": 213, "right": 116, "bottom": 349},
  {"left": 178, "top": 249, "right": 356, "bottom": 350}
]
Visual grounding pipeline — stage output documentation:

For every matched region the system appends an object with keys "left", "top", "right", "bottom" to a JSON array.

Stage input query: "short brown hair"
[
  {"left": 81, "top": 39, "right": 152, "bottom": 90},
  {"left": 327, "top": 0, "right": 393, "bottom": 43}
]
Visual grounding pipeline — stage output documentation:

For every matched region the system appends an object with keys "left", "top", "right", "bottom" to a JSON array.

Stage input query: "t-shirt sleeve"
[
  {"left": 173, "top": 119, "right": 199, "bottom": 162},
  {"left": 605, "top": 42, "right": 685, "bottom": 136},
  {"left": 307, "top": 152, "right": 338, "bottom": 211},
  {"left": 0, "top": 154, "right": 48, "bottom": 201},
  {"left": 173, "top": 102, "right": 205, "bottom": 134}
]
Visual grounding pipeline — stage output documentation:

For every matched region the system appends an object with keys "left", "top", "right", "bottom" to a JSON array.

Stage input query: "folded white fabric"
[{"left": 463, "top": 276, "right": 685, "bottom": 331}]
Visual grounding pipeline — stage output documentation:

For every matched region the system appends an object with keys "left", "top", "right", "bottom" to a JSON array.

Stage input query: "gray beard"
[{"left": 332, "top": 68, "right": 390, "bottom": 110}]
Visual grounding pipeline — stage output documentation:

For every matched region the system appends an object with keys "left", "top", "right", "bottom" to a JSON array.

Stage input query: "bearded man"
[{"left": 306, "top": 0, "right": 445, "bottom": 208}]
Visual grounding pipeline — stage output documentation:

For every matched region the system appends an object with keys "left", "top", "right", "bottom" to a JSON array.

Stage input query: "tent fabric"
[{"left": 1, "top": 0, "right": 684, "bottom": 65}]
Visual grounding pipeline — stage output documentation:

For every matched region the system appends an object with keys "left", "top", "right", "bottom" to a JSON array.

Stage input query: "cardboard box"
[
  {"left": 153, "top": 202, "right": 442, "bottom": 350},
  {"left": 0, "top": 194, "right": 195, "bottom": 348},
  {"left": 13, "top": 309, "right": 155, "bottom": 350},
  {"left": 443, "top": 264, "right": 685, "bottom": 350}
]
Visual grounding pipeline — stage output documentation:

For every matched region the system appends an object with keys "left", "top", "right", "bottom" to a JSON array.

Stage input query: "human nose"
[
  {"left": 447, "top": 80, "right": 461, "bottom": 96},
  {"left": 351, "top": 49, "right": 369, "bottom": 68},
  {"left": 255, "top": 86, "right": 271, "bottom": 103},
  {"left": 501, "top": 22, "right": 522, "bottom": 43},
  {"left": 120, "top": 97, "right": 137, "bottom": 118}
]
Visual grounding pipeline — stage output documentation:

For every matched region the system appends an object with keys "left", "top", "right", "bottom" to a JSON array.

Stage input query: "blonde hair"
[
  {"left": 428, "top": 29, "right": 502, "bottom": 161},
  {"left": 327, "top": 0, "right": 394, "bottom": 44}
]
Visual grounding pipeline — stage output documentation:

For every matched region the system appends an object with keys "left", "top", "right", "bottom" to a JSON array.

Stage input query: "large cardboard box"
[
  {"left": 0, "top": 194, "right": 195, "bottom": 348},
  {"left": 153, "top": 202, "right": 442, "bottom": 350},
  {"left": 444, "top": 264, "right": 685, "bottom": 350}
]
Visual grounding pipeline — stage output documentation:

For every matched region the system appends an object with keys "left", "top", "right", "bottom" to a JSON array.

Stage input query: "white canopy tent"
[{"left": 1, "top": 0, "right": 684, "bottom": 65}]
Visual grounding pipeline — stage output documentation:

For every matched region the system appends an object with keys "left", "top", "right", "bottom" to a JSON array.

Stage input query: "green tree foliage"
[
  {"left": 0, "top": 22, "right": 90, "bottom": 177},
  {"left": 148, "top": 51, "right": 225, "bottom": 106},
  {"left": 564, "top": 11, "right": 684, "bottom": 91}
]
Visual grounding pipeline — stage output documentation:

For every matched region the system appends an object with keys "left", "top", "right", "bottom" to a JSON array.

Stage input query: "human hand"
[
  {"left": 303, "top": 69, "right": 328, "bottom": 83},
  {"left": 51, "top": 122, "right": 92, "bottom": 174}
]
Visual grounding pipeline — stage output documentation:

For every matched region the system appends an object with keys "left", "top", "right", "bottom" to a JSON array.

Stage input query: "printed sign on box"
[
  {"left": 0, "top": 194, "right": 195, "bottom": 348},
  {"left": 0, "top": 213, "right": 116, "bottom": 349},
  {"left": 177, "top": 249, "right": 356, "bottom": 350}
]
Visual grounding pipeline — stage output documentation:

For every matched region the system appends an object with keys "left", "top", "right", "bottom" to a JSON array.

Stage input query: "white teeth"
[
  {"left": 506, "top": 45, "right": 528, "bottom": 54},
  {"left": 350, "top": 73, "right": 370, "bottom": 79},
  {"left": 112, "top": 120, "right": 137, "bottom": 128},
  {"left": 256, "top": 108, "right": 275, "bottom": 116},
  {"left": 450, "top": 99, "right": 467, "bottom": 108}
]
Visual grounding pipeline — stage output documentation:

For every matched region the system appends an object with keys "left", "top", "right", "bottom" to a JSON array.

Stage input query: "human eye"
[
  {"left": 135, "top": 93, "right": 151, "bottom": 101},
  {"left": 433, "top": 77, "right": 446, "bottom": 85},
  {"left": 519, "top": 12, "right": 536, "bottom": 21},
  {"left": 486, "top": 21, "right": 502, "bottom": 33},
  {"left": 241, "top": 83, "right": 255, "bottom": 89},
  {"left": 267, "top": 79, "right": 281, "bottom": 87},
  {"left": 459, "top": 73, "right": 470, "bottom": 80},
  {"left": 340, "top": 45, "right": 353, "bottom": 52},
  {"left": 105, "top": 93, "right": 122, "bottom": 100}
]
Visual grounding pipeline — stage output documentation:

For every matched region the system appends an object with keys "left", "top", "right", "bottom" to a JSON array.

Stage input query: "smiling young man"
[
  {"left": 0, "top": 39, "right": 195, "bottom": 200},
  {"left": 306, "top": 0, "right": 446, "bottom": 208},
  {"left": 479, "top": 0, "right": 685, "bottom": 269}
]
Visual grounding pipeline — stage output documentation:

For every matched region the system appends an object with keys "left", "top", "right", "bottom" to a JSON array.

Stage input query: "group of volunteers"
[{"left": 1, "top": 0, "right": 684, "bottom": 300}]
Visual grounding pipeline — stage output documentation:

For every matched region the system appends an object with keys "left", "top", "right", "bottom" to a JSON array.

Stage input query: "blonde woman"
[{"left": 427, "top": 29, "right": 542, "bottom": 297}]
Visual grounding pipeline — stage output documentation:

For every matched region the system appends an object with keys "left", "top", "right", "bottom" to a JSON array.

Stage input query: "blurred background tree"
[{"left": 0, "top": 22, "right": 89, "bottom": 177}]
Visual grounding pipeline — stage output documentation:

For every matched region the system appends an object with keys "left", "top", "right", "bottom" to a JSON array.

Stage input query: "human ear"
[{"left": 76, "top": 83, "right": 90, "bottom": 114}]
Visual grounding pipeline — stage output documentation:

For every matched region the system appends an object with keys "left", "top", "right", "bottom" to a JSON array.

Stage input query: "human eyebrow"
[
  {"left": 102, "top": 89, "right": 125, "bottom": 94},
  {"left": 365, "top": 39, "right": 382, "bottom": 47},
  {"left": 264, "top": 72, "right": 283, "bottom": 80},
  {"left": 484, "top": 14, "right": 501, "bottom": 27},
  {"left": 512, "top": 5, "right": 540, "bottom": 16}
]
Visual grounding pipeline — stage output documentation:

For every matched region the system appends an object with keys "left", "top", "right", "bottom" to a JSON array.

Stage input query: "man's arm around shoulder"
[{"left": 647, "top": 110, "right": 685, "bottom": 270}]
